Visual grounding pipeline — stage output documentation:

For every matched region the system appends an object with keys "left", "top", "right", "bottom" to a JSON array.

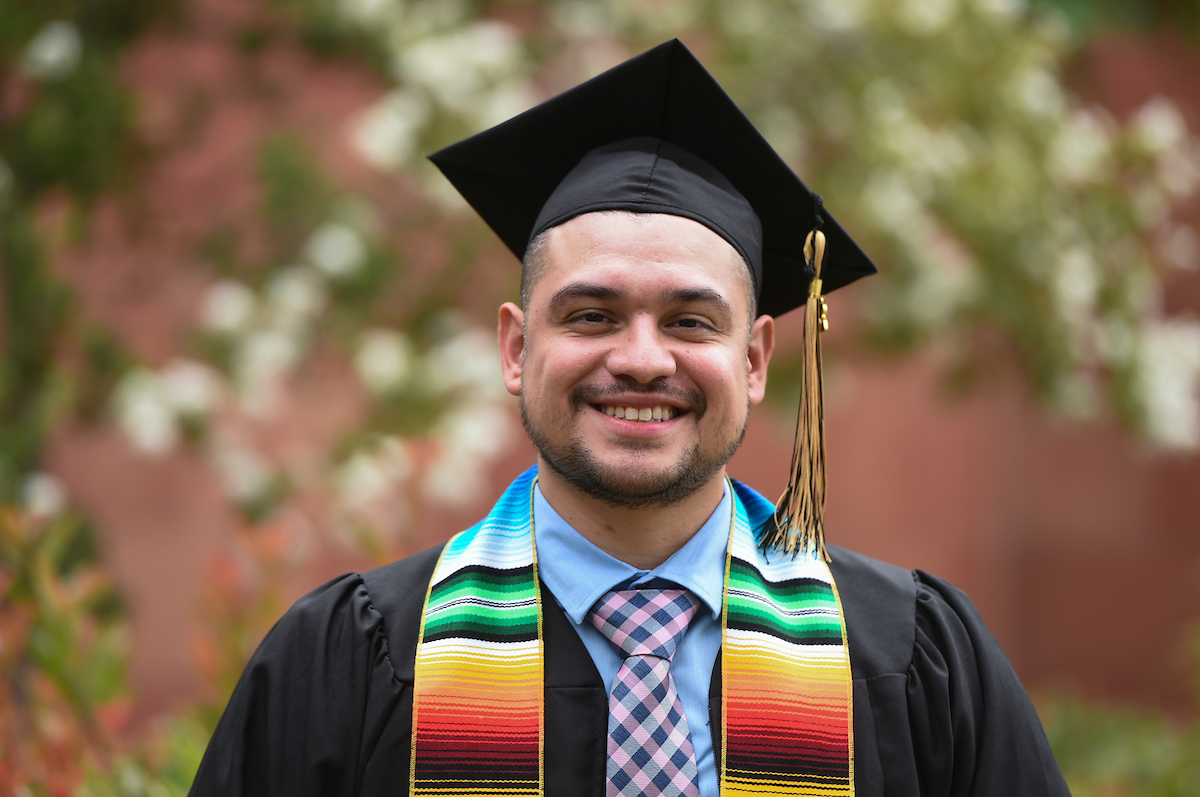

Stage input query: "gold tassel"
[{"left": 760, "top": 229, "right": 829, "bottom": 561}]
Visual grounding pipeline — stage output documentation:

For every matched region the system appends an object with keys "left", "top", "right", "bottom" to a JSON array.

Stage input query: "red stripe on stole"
[
  {"left": 414, "top": 743, "right": 540, "bottom": 759},
  {"left": 724, "top": 700, "right": 849, "bottom": 724},
  {"left": 417, "top": 706, "right": 540, "bottom": 721},
  {"left": 725, "top": 732, "right": 849, "bottom": 755},
  {"left": 724, "top": 724, "right": 850, "bottom": 745}
]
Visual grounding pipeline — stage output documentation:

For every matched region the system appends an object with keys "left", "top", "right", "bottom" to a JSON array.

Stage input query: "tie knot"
[{"left": 589, "top": 588, "right": 699, "bottom": 661}]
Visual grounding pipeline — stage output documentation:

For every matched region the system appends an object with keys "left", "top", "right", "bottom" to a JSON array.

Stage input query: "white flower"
[
  {"left": 422, "top": 328, "right": 505, "bottom": 398},
  {"left": 435, "top": 403, "right": 513, "bottom": 461},
  {"left": 896, "top": 0, "right": 958, "bottom": 35},
  {"left": 975, "top": 0, "right": 1024, "bottom": 18},
  {"left": 337, "top": 0, "right": 394, "bottom": 25},
  {"left": 209, "top": 435, "right": 274, "bottom": 501},
  {"left": 337, "top": 452, "right": 392, "bottom": 508},
  {"left": 112, "top": 370, "right": 179, "bottom": 455},
  {"left": 160, "top": 359, "right": 223, "bottom": 416},
  {"left": 1095, "top": 316, "right": 1135, "bottom": 362},
  {"left": 476, "top": 82, "right": 534, "bottom": 130},
  {"left": 862, "top": 172, "right": 923, "bottom": 232},
  {"left": 1047, "top": 109, "right": 1112, "bottom": 185},
  {"left": 1053, "top": 246, "right": 1098, "bottom": 322},
  {"left": 1131, "top": 96, "right": 1188, "bottom": 155},
  {"left": 201, "top": 280, "right": 256, "bottom": 333},
  {"left": 234, "top": 329, "right": 303, "bottom": 416},
  {"left": 237, "top": 329, "right": 302, "bottom": 378},
  {"left": 336, "top": 438, "right": 411, "bottom": 508},
  {"left": 805, "top": 0, "right": 865, "bottom": 32},
  {"left": 1160, "top": 224, "right": 1199, "bottom": 271},
  {"left": 424, "top": 450, "right": 486, "bottom": 507},
  {"left": 755, "top": 106, "right": 808, "bottom": 172},
  {"left": 352, "top": 89, "right": 431, "bottom": 171},
  {"left": 355, "top": 329, "right": 413, "bottom": 395},
  {"left": 551, "top": 2, "right": 615, "bottom": 37},
  {"left": 265, "top": 266, "right": 327, "bottom": 331},
  {"left": 1134, "top": 318, "right": 1200, "bottom": 449},
  {"left": 22, "top": 21, "right": 82, "bottom": 81},
  {"left": 425, "top": 402, "right": 514, "bottom": 508},
  {"left": 1158, "top": 143, "right": 1200, "bottom": 198},
  {"left": 304, "top": 223, "right": 367, "bottom": 279},
  {"left": 398, "top": 22, "right": 521, "bottom": 114},
  {"left": 1013, "top": 66, "right": 1065, "bottom": 119},
  {"left": 23, "top": 472, "right": 66, "bottom": 519}
]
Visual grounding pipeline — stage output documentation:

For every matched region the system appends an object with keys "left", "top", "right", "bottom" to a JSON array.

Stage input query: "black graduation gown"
[{"left": 189, "top": 544, "right": 1071, "bottom": 796}]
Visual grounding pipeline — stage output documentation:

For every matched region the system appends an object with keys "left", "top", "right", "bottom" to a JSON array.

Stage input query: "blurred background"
[{"left": 2, "top": 0, "right": 1199, "bottom": 793}]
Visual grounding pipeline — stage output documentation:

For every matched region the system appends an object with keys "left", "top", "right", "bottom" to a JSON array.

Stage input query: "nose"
[{"left": 606, "top": 315, "right": 677, "bottom": 384}]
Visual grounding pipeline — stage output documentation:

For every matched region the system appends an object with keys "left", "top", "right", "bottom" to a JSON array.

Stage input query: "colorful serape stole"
[
  {"left": 722, "top": 481, "right": 854, "bottom": 796},
  {"left": 410, "top": 468, "right": 854, "bottom": 797},
  {"left": 409, "top": 469, "right": 543, "bottom": 797}
]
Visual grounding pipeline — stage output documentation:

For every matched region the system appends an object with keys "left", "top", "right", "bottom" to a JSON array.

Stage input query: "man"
[{"left": 190, "top": 40, "right": 1070, "bottom": 797}]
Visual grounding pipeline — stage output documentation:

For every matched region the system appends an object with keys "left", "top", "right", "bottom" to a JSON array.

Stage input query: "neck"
[{"left": 535, "top": 459, "right": 727, "bottom": 570}]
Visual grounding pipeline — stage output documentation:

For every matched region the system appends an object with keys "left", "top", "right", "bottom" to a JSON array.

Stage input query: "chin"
[{"left": 533, "top": 435, "right": 736, "bottom": 510}]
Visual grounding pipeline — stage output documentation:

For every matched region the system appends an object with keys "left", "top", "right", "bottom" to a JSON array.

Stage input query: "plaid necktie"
[{"left": 589, "top": 588, "right": 702, "bottom": 797}]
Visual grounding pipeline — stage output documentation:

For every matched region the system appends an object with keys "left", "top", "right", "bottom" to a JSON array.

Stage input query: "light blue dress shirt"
[{"left": 533, "top": 482, "right": 731, "bottom": 797}]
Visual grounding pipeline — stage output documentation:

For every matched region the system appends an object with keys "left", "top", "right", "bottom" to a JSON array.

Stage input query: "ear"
[
  {"left": 747, "top": 314, "right": 775, "bottom": 406},
  {"left": 497, "top": 302, "right": 525, "bottom": 396}
]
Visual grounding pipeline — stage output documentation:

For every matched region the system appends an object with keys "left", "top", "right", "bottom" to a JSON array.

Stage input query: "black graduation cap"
[{"left": 428, "top": 38, "right": 876, "bottom": 318}]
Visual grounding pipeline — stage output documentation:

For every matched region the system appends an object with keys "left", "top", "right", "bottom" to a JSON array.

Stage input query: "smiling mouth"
[{"left": 596, "top": 404, "right": 679, "bottom": 423}]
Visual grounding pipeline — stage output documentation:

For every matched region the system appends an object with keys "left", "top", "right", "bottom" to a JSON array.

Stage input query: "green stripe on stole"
[{"left": 409, "top": 467, "right": 854, "bottom": 796}]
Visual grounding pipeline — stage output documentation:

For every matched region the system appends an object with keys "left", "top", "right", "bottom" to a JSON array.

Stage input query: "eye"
[
  {"left": 671, "top": 316, "right": 714, "bottom": 331},
  {"left": 569, "top": 310, "right": 612, "bottom": 325}
]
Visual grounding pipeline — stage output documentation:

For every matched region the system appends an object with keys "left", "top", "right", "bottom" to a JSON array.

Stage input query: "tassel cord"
[{"left": 760, "top": 228, "right": 829, "bottom": 561}]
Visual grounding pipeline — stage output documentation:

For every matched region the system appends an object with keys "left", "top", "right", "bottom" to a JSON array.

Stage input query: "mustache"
[{"left": 571, "top": 379, "right": 706, "bottom": 415}]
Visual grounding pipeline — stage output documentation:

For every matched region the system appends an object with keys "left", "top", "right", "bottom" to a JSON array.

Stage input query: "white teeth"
[{"left": 602, "top": 405, "right": 676, "bottom": 422}]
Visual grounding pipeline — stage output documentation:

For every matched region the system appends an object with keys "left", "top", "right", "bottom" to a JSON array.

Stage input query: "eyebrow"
[
  {"left": 546, "top": 282, "right": 734, "bottom": 319},
  {"left": 546, "top": 283, "right": 623, "bottom": 315}
]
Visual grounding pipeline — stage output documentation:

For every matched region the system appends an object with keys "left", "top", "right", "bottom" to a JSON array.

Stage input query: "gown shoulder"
[
  {"left": 828, "top": 545, "right": 1071, "bottom": 796},
  {"left": 189, "top": 568, "right": 406, "bottom": 796}
]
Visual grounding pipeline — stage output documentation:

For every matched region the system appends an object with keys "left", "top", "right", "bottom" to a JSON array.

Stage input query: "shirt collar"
[{"left": 533, "top": 479, "right": 731, "bottom": 624}]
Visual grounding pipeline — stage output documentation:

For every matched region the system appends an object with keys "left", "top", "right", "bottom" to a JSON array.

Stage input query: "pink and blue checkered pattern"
[{"left": 589, "top": 589, "right": 701, "bottom": 797}]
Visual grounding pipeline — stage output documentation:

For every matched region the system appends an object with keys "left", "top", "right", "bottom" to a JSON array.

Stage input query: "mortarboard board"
[{"left": 428, "top": 38, "right": 875, "bottom": 318}]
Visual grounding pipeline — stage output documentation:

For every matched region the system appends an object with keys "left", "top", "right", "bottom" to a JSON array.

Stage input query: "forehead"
[{"left": 534, "top": 212, "right": 753, "bottom": 308}]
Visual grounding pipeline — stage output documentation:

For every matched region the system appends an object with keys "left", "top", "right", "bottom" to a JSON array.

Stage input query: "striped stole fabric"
[
  {"left": 410, "top": 469, "right": 543, "bottom": 796},
  {"left": 410, "top": 468, "right": 854, "bottom": 797},
  {"left": 722, "top": 482, "right": 854, "bottom": 796}
]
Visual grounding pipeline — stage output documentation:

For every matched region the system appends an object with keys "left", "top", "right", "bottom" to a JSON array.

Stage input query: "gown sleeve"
[
  {"left": 902, "top": 571, "right": 1071, "bottom": 797},
  {"left": 188, "top": 573, "right": 407, "bottom": 797}
]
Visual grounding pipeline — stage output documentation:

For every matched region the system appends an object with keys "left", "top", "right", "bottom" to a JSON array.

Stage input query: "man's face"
[{"left": 498, "top": 212, "right": 774, "bottom": 508}]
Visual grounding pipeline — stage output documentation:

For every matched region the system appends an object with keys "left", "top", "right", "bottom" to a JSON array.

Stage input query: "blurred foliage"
[
  {"left": 0, "top": 0, "right": 172, "bottom": 502},
  {"left": 257, "top": 134, "right": 335, "bottom": 254},
  {"left": 1033, "top": 0, "right": 1200, "bottom": 40},
  {"left": 0, "top": 505, "right": 215, "bottom": 795},
  {"left": 1044, "top": 694, "right": 1200, "bottom": 796}
]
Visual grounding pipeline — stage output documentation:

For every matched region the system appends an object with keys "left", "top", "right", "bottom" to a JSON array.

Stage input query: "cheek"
[
  {"left": 678, "top": 350, "right": 748, "bottom": 404},
  {"left": 526, "top": 337, "right": 607, "bottom": 386}
]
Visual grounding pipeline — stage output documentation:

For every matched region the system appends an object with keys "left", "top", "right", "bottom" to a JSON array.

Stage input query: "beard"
[{"left": 520, "top": 379, "right": 748, "bottom": 509}]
